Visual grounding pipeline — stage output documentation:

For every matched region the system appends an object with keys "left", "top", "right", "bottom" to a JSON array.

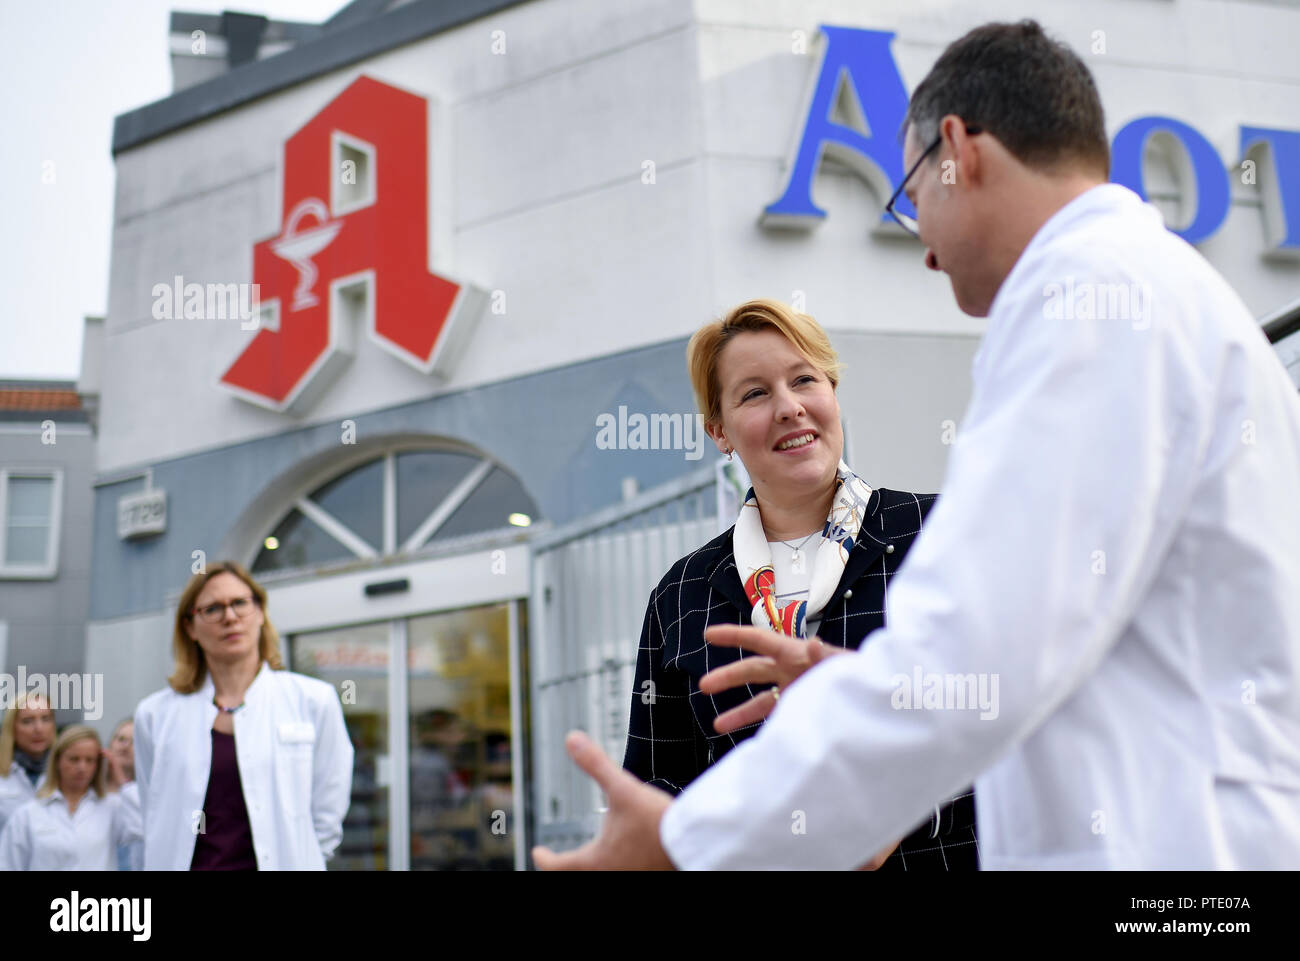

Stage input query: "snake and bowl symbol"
[{"left": 271, "top": 198, "right": 343, "bottom": 311}]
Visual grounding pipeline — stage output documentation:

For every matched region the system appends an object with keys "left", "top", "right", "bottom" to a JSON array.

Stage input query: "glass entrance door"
[
  {"left": 291, "top": 620, "right": 391, "bottom": 871},
  {"left": 289, "top": 600, "right": 522, "bottom": 870},
  {"left": 408, "top": 603, "right": 514, "bottom": 870}
]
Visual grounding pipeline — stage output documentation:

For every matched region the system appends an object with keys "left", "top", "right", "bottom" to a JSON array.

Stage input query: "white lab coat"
[
  {"left": 0, "top": 763, "right": 43, "bottom": 838},
  {"left": 660, "top": 184, "right": 1300, "bottom": 869},
  {"left": 133, "top": 662, "right": 354, "bottom": 870},
  {"left": 0, "top": 788, "right": 140, "bottom": 870}
]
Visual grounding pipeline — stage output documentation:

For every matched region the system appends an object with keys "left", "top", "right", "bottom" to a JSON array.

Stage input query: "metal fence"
[{"left": 528, "top": 466, "right": 719, "bottom": 851}]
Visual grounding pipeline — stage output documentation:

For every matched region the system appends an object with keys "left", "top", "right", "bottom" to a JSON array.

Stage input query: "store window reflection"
[
  {"left": 408, "top": 604, "right": 514, "bottom": 870},
  {"left": 291, "top": 622, "right": 390, "bottom": 870}
]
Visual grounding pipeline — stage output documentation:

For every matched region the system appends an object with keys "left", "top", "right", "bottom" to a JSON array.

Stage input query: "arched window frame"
[{"left": 246, "top": 442, "right": 543, "bottom": 579}]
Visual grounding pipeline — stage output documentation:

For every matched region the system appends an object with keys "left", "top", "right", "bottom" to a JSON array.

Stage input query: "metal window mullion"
[
  {"left": 528, "top": 552, "right": 546, "bottom": 834},
  {"left": 400, "top": 459, "right": 493, "bottom": 553},
  {"left": 294, "top": 496, "right": 378, "bottom": 559},
  {"left": 581, "top": 536, "right": 599, "bottom": 826},
  {"left": 0, "top": 470, "right": 8, "bottom": 566},
  {"left": 597, "top": 530, "right": 613, "bottom": 761},
  {"left": 387, "top": 617, "right": 410, "bottom": 872},
  {"left": 383, "top": 452, "right": 397, "bottom": 556},
  {"left": 507, "top": 600, "right": 526, "bottom": 870},
  {"left": 560, "top": 546, "right": 577, "bottom": 822},
  {"left": 45, "top": 471, "right": 61, "bottom": 573}
]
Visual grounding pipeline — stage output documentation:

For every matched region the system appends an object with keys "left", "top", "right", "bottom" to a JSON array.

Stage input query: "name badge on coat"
[{"left": 278, "top": 721, "right": 316, "bottom": 744}]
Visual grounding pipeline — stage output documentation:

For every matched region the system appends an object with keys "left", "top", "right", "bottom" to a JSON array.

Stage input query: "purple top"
[{"left": 190, "top": 729, "right": 258, "bottom": 871}]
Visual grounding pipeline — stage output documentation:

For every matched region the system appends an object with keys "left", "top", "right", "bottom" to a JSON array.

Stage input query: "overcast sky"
[{"left": 0, "top": 0, "right": 351, "bottom": 380}]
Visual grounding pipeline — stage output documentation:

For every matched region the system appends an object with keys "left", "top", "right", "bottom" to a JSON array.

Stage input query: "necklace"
[
  {"left": 776, "top": 529, "right": 822, "bottom": 571},
  {"left": 213, "top": 696, "right": 245, "bottom": 714}
]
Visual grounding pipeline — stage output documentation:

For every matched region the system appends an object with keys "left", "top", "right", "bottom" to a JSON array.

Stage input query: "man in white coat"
[{"left": 532, "top": 19, "right": 1300, "bottom": 870}]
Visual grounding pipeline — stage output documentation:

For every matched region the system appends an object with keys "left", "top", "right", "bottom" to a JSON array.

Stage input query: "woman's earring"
[{"left": 726, "top": 448, "right": 733, "bottom": 461}]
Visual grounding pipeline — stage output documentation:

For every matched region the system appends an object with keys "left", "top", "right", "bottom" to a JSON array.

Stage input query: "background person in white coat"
[
  {"left": 533, "top": 19, "right": 1300, "bottom": 870},
  {"left": 0, "top": 725, "right": 141, "bottom": 870},
  {"left": 0, "top": 692, "right": 55, "bottom": 836},
  {"left": 134, "top": 560, "right": 354, "bottom": 870},
  {"left": 105, "top": 717, "right": 143, "bottom": 871}
]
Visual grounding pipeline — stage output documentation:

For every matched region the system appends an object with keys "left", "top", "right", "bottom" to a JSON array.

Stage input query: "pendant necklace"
[{"left": 779, "top": 529, "right": 822, "bottom": 571}]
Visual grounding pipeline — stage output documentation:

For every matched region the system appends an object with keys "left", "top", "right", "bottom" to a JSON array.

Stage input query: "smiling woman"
[{"left": 622, "top": 299, "right": 978, "bottom": 871}]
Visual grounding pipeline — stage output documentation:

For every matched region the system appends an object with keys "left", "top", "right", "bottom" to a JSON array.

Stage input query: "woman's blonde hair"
[
  {"left": 687, "top": 299, "right": 843, "bottom": 426},
  {"left": 170, "top": 560, "right": 284, "bottom": 694},
  {"left": 37, "top": 725, "right": 105, "bottom": 800},
  {"left": 0, "top": 692, "right": 54, "bottom": 776}
]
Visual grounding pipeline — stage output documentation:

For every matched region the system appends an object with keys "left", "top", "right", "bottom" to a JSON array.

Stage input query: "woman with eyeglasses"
[{"left": 132, "top": 560, "right": 354, "bottom": 870}]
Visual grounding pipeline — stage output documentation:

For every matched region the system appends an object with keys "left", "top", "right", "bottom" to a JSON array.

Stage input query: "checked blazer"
[{"left": 622, "top": 486, "right": 979, "bottom": 871}]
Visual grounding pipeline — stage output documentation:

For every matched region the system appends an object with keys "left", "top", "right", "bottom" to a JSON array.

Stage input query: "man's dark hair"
[{"left": 904, "top": 20, "right": 1109, "bottom": 177}]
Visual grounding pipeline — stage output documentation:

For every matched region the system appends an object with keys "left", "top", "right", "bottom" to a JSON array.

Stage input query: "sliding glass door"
[{"left": 289, "top": 599, "right": 524, "bottom": 870}]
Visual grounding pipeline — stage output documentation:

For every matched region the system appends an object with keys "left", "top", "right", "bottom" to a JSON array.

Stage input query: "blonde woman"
[
  {"left": 0, "top": 725, "right": 141, "bottom": 870},
  {"left": 620, "top": 299, "right": 978, "bottom": 871},
  {"left": 133, "top": 560, "right": 354, "bottom": 870},
  {"left": 0, "top": 692, "right": 55, "bottom": 835}
]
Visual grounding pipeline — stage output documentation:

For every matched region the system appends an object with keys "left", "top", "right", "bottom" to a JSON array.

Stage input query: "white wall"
[
  {"left": 691, "top": 0, "right": 1300, "bottom": 330},
  {"left": 83, "top": 612, "right": 172, "bottom": 740},
  {"left": 98, "top": 0, "right": 1300, "bottom": 475}
]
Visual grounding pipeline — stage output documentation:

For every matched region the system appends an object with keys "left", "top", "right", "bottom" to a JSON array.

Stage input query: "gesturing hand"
[
  {"left": 531, "top": 731, "right": 676, "bottom": 871},
  {"left": 701, "top": 625, "right": 898, "bottom": 869},
  {"left": 699, "top": 624, "right": 850, "bottom": 735},
  {"left": 102, "top": 747, "right": 127, "bottom": 791}
]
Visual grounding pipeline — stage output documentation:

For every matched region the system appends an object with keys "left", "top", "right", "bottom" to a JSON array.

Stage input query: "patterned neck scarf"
[{"left": 732, "top": 460, "right": 874, "bottom": 638}]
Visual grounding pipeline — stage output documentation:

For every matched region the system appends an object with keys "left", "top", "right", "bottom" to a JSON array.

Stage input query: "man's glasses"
[
  {"left": 885, "top": 124, "right": 983, "bottom": 238},
  {"left": 192, "top": 596, "right": 257, "bottom": 623}
]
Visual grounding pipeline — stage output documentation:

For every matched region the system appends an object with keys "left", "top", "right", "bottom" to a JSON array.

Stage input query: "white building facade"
[{"left": 87, "top": 0, "right": 1300, "bottom": 868}]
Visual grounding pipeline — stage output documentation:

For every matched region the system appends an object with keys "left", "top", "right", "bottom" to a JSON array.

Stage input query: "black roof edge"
[
  {"left": 169, "top": 10, "right": 324, "bottom": 45},
  {"left": 0, "top": 410, "right": 90, "bottom": 424},
  {"left": 115, "top": 0, "right": 532, "bottom": 156},
  {"left": 0, "top": 378, "right": 80, "bottom": 391},
  {"left": 170, "top": 11, "right": 225, "bottom": 33},
  {"left": 326, "top": 0, "right": 400, "bottom": 32},
  {"left": 1262, "top": 296, "right": 1300, "bottom": 345}
]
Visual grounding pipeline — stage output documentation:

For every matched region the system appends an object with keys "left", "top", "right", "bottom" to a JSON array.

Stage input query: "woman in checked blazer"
[{"left": 622, "top": 300, "right": 977, "bottom": 871}]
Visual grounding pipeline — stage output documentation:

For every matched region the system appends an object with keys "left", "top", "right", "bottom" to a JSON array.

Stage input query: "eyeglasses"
[
  {"left": 192, "top": 596, "right": 257, "bottom": 624},
  {"left": 884, "top": 124, "right": 983, "bottom": 238}
]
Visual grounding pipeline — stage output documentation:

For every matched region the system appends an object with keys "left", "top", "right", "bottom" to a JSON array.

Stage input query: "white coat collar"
[
  {"left": 6, "top": 760, "right": 46, "bottom": 790},
  {"left": 989, "top": 182, "right": 1157, "bottom": 319},
  {"left": 39, "top": 790, "right": 103, "bottom": 811},
  {"left": 197, "top": 657, "right": 270, "bottom": 704},
  {"left": 1025, "top": 182, "right": 1156, "bottom": 251},
  {"left": 38, "top": 787, "right": 99, "bottom": 807}
]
